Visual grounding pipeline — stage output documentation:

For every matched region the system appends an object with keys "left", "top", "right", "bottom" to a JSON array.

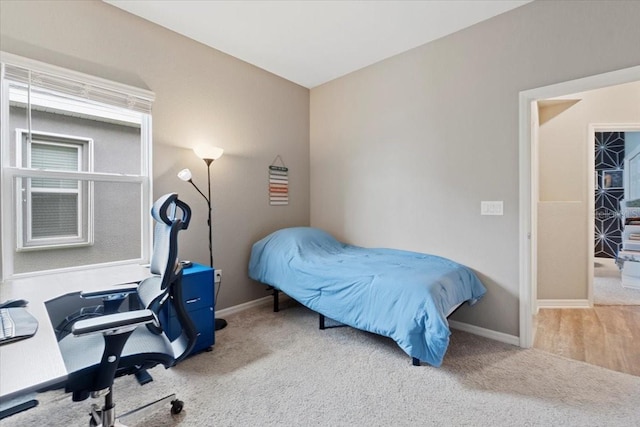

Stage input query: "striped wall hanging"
[{"left": 269, "top": 155, "right": 289, "bottom": 206}]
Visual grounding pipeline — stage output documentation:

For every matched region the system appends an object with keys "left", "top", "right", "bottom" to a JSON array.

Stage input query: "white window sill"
[{"left": 1, "top": 263, "right": 153, "bottom": 303}]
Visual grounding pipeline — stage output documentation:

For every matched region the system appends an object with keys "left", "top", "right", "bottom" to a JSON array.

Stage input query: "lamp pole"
[
  {"left": 203, "top": 159, "right": 227, "bottom": 330},
  {"left": 180, "top": 158, "right": 227, "bottom": 331},
  {"left": 205, "top": 158, "right": 214, "bottom": 269},
  {"left": 185, "top": 170, "right": 213, "bottom": 269}
]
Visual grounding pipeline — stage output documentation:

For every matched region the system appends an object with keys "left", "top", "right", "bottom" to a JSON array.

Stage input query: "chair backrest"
[
  {"left": 52, "top": 195, "right": 193, "bottom": 341},
  {"left": 149, "top": 193, "right": 191, "bottom": 276},
  {"left": 138, "top": 193, "right": 198, "bottom": 362},
  {"left": 137, "top": 193, "right": 188, "bottom": 308}
]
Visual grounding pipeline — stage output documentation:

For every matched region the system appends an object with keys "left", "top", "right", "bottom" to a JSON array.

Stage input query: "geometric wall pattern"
[{"left": 594, "top": 132, "right": 625, "bottom": 258}]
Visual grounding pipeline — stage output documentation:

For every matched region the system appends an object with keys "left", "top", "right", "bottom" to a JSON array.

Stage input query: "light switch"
[{"left": 481, "top": 201, "right": 503, "bottom": 216}]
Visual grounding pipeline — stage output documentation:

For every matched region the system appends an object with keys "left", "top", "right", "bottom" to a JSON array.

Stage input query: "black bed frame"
[{"left": 267, "top": 286, "right": 422, "bottom": 366}]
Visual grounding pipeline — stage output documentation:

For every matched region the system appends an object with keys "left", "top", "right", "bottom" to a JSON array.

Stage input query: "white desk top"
[{"left": 0, "top": 264, "right": 152, "bottom": 401}]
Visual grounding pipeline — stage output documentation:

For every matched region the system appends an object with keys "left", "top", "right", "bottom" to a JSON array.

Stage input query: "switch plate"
[{"left": 481, "top": 201, "right": 503, "bottom": 216}]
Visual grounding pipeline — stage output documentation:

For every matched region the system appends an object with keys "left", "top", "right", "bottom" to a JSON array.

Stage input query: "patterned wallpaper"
[{"left": 595, "top": 132, "right": 625, "bottom": 258}]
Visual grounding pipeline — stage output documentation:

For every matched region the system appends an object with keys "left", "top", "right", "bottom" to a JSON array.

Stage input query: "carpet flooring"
[
  {"left": 4, "top": 300, "right": 640, "bottom": 426},
  {"left": 594, "top": 258, "right": 640, "bottom": 305}
]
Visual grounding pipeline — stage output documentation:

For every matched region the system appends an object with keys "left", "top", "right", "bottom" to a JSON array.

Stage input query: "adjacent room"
[
  {"left": 1, "top": 1, "right": 639, "bottom": 426},
  {"left": 533, "top": 82, "right": 640, "bottom": 376}
]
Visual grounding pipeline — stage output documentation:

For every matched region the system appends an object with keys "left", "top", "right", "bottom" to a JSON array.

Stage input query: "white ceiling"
[{"left": 105, "top": 0, "right": 531, "bottom": 88}]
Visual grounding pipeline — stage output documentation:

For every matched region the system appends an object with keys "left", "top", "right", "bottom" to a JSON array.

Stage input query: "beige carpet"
[
  {"left": 4, "top": 301, "right": 640, "bottom": 426},
  {"left": 594, "top": 258, "right": 640, "bottom": 305}
]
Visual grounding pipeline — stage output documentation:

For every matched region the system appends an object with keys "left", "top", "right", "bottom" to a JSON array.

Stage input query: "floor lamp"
[{"left": 177, "top": 144, "right": 227, "bottom": 330}]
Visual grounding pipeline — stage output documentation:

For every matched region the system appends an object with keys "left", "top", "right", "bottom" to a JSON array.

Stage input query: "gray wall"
[
  {"left": 310, "top": 0, "right": 640, "bottom": 336},
  {"left": 10, "top": 107, "right": 142, "bottom": 273},
  {"left": 1, "top": 0, "right": 310, "bottom": 308}
]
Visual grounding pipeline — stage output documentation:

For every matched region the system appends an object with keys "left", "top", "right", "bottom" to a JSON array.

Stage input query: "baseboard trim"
[
  {"left": 537, "top": 299, "right": 591, "bottom": 309},
  {"left": 215, "top": 295, "right": 271, "bottom": 318},
  {"left": 215, "top": 293, "right": 291, "bottom": 318},
  {"left": 449, "top": 320, "right": 520, "bottom": 346}
]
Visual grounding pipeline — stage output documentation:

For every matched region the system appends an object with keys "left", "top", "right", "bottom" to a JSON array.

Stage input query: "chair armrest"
[
  {"left": 72, "top": 309, "right": 157, "bottom": 337},
  {"left": 80, "top": 282, "right": 140, "bottom": 299}
]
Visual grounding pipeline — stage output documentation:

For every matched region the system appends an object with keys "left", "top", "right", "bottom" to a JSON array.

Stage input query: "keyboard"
[{"left": 0, "top": 308, "right": 39, "bottom": 345}]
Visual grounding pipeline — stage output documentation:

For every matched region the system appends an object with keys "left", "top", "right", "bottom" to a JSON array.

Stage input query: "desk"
[{"left": 0, "top": 264, "right": 152, "bottom": 402}]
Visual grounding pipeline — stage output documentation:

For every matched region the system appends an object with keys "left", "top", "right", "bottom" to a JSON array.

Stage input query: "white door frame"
[{"left": 518, "top": 66, "right": 640, "bottom": 348}]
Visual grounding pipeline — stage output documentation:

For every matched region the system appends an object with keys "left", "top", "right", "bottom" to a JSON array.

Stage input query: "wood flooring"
[{"left": 534, "top": 305, "right": 640, "bottom": 376}]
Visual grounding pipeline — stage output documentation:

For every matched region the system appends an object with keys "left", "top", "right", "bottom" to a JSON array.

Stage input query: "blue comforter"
[{"left": 248, "top": 227, "right": 486, "bottom": 367}]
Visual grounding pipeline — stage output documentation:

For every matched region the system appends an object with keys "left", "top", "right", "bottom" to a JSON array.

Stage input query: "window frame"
[
  {"left": 0, "top": 52, "right": 154, "bottom": 280},
  {"left": 15, "top": 129, "right": 95, "bottom": 250}
]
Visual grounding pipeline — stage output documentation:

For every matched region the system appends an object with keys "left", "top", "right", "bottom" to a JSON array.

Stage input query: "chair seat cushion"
[{"left": 59, "top": 324, "right": 174, "bottom": 393}]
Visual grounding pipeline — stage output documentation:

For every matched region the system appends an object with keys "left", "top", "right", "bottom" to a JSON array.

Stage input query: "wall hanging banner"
[{"left": 269, "top": 155, "right": 289, "bottom": 205}]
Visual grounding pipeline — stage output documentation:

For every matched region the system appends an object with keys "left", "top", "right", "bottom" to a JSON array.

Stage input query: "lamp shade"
[
  {"left": 193, "top": 144, "right": 224, "bottom": 161},
  {"left": 177, "top": 168, "right": 192, "bottom": 181}
]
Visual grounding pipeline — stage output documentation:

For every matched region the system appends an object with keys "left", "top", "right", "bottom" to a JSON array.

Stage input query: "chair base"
[{"left": 89, "top": 390, "right": 182, "bottom": 427}]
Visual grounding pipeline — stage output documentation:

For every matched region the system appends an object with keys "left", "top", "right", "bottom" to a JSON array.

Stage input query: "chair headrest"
[{"left": 151, "top": 193, "right": 191, "bottom": 229}]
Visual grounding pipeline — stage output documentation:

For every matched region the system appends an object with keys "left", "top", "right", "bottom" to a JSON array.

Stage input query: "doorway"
[
  {"left": 522, "top": 76, "right": 640, "bottom": 376},
  {"left": 518, "top": 65, "right": 640, "bottom": 349}
]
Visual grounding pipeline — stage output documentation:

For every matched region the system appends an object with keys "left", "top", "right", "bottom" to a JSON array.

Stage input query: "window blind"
[
  {"left": 31, "top": 193, "right": 79, "bottom": 238},
  {"left": 31, "top": 142, "right": 78, "bottom": 169},
  {"left": 31, "top": 143, "right": 79, "bottom": 189}
]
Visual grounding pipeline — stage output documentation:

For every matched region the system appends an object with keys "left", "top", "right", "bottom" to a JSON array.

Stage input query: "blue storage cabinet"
[{"left": 161, "top": 263, "right": 214, "bottom": 355}]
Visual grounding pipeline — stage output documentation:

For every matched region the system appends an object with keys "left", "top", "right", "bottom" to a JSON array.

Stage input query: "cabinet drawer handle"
[{"left": 186, "top": 297, "right": 201, "bottom": 304}]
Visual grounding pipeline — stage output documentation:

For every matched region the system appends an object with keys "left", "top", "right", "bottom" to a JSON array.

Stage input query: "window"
[
  {"left": 16, "top": 130, "right": 93, "bottom": 250},
  {"left": 1, "top": 52, "right": 155, "bottom": 279}
]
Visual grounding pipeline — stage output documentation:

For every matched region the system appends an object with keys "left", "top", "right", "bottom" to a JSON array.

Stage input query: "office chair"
[{"left": 56, "top": 193, "right": 198, "bottom": 427}]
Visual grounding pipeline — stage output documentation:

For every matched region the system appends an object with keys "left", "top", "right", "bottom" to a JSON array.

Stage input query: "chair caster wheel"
[
  {"left": 171, "top": 399, "right": 184, "bottom": 414},
  {"left": 89, "top": 411, "right": 101, "bottom": 427}
]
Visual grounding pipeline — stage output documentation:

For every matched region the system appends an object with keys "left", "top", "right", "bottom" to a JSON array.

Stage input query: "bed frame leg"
[
  {"left": 319, "top": 314, "right": 349, "bottom": 330},
  {"left": 412, "top": 357, "right": 421, "bottom": 366},
  {"left": 266, "top": 286, "right": 279, "bottom": 312}
]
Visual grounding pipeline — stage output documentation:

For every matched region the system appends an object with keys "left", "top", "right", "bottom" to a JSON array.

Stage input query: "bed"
[{"left": 248, "top": 227, "right": 487, "bottom": 367}]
